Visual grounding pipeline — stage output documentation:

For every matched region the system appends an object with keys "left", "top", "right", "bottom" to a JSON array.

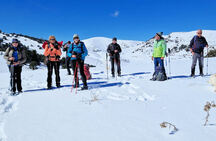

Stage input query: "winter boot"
[
  {"left": 81, "top": 85, "right": 88, "bottom": 90},
  {"left": 190, "top": 68, "right": 195, "bottom": 77},
  {"left": 118, "top": 73, "right": 121, "bottom": 77},
  {"left": 56, "top": 84, "right": 61, "bottom": 88},
  {"left": 47, "top": 86, "right": 52, "bottom": 90},
  {"left": 112, "top": 73, "right": 115, "bottom": 78},
  {"left": 10, "top": 91, "right": 16, "bottom": 96},
  {"left": 200, "top": 67, "right": 204, "bottom": 77}
]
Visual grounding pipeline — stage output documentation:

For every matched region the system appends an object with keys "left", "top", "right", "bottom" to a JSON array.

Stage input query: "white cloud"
[{"left": 111, "top": 11, "right": 120, "bottom": 17}]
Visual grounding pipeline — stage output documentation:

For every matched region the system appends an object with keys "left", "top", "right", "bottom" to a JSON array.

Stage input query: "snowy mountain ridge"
[{"left": 1, "top": 30, "right": 216, "bottom": 60}]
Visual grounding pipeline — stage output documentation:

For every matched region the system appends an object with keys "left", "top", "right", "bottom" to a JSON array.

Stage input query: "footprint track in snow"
[{"left": 0, "top": 91, "right": 18, "bottom": 141}]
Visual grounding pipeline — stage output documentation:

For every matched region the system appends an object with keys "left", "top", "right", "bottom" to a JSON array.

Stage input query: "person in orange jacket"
[{"left": 44, "top": 36, "right": 62, "bottom": 89}]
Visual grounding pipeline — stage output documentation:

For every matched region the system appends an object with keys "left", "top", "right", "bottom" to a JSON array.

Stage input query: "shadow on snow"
[
  {"left": 169, "top": 74, "right": 211, "bottom": 79},
  {"left": 24, "top": 81, "right": 130, "bottom": 93}
]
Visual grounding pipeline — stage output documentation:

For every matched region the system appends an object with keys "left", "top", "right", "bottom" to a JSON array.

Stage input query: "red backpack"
[
  {"left": 42, "top": 41, "right": 63, "bottom": 49},
  {"left": 84, "top": 64, "right": 92, "bottom": 80}
]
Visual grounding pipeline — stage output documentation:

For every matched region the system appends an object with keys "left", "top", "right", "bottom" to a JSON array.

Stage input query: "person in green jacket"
[{"left": 152, "top": 32, "right": 167, "bottom": 75}]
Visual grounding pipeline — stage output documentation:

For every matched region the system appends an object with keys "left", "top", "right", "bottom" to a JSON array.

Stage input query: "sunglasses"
[
  {"left": 197, "top": 33, "right": 202, "bottom": 34},
  {"left": 12, "top": 42, "right": 18, "bottom": 43},
  {"left": 50, "top": 39, "right": 55, "bottom": 41}
]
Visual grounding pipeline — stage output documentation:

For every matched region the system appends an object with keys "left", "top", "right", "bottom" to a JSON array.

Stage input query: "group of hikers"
[{"left": 3, "top": 29, "right": 208, "bottom": 95}]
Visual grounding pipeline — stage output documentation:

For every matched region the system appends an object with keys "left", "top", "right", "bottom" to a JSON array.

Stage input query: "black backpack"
[
  {"left": 71, "top": 42, "right": 84, "bottom": 54},
  {"left": 152, "top": 66, "right": 167, "bottom": 81}
]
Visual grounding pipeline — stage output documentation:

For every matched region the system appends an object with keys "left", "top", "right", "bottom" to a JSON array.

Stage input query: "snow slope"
[
  {"left": 1, "top": 51, "right": 216, "bottom": 141},
  {"left": 1, "top": 30, "right": 216, "bottom": 141}
]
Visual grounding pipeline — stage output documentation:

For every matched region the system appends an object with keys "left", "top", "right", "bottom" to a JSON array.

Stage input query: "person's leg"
[
  {"left": 16, "top": 66, "right": 22, "bottom": 92},
  {"left": 110, "top": 58, "right": 115, "bottom": 76},
  {"left": 116, "top": 57, "right": 121, "bottom": 76},
  {"left": 198, "top": 53, "right": 204, "bottom": 76},
  {"left": 9, "top": 65, "right": 16, "bottom": 92},
  {"left": 191, "top": 53, "right": 198, "bottom": 76},
  {"left": 154, "top": 58, "right": 159, "bottom": 71},
  {"left": 158, "top": 58, "right": 165, "bottom": 71},
  {"left": 78, "top": 60, "right": 87, "bottom": 87},
  {"left": 47, "top": 61, "right": 53, "bottom": 88},
  {"left": 54, "top": 61, "right": 61, "bottom": 87},
  {"left": 71, "top": 60, "right": 79, "bottom": 86},
  {"left": 66, "top": 57, "right": 71, "bottom": 75},
  {"left": 158, "top": 58, "right": 167, "bottom": 78}
]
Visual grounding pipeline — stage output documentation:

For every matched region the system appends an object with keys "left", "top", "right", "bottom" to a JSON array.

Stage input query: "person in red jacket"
[{"left": 44, "top": 36, "right": 62, "bottom": 89}]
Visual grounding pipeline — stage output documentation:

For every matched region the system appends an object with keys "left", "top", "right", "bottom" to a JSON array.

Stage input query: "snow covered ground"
[{"left": 1, "top": 49, "right": 216, "bottom": 141}]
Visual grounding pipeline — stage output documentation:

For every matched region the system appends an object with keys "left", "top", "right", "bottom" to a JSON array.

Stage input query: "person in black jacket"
[
  {"left": 189, "top": 29, "right": 208, "bottom": 77},
  {"left": 107, "top": 37, "right": 122, "bottom": 77},
  {"left": 63, "top": 41, "right": 72, "bottom": 75}
]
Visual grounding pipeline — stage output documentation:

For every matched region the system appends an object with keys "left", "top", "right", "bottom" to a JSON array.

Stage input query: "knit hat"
[
  {"left": 112, "top": 37, "right": 117, "bottom": 41},
  {"left": 12, "top": 38, "right": 19, "bottom": 43},
  {"left": 49, "top": 35, "right": 56, "bottom": 40},
  {"left": 156, "top": 32, "right": 163, "bottom": 38},
  {"left": 73, "top": 34, "right": 79, "bottom": 39}
]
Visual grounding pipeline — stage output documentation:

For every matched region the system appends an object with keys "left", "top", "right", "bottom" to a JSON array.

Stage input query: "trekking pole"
[
  {"left": 115, "top": 58, "right": 117, "bottom": 80},
  {"left": 75, "top": 62, "right": 79, "bottom": 94},
  {"left": 168, "top": 48, "right": 171, "bottom": 77},
  {"left": 106, "top": 53, "right": 109, "bottom": 79},
  {"left": 114, "top": 55, "right": 117, "bottom": 80},
  {"left": 206, "top": 47, "right": 209, "bottom": 75},
  {"left": 71, "top": 61, "right": 78, "bottom": 93}
]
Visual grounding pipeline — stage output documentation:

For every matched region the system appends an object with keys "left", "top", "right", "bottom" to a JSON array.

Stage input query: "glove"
[
  {"left": 76, "top": 53, "right": 82, "bottom": 60},
  {"left": 53, "top": 42, "right": 59, "bottom": 50},
  {"left": 72, "top": 51, "right": 77, "bottom": 55},
  {"left": 56, "top": 55, "right": 60, "bottom": 60}
]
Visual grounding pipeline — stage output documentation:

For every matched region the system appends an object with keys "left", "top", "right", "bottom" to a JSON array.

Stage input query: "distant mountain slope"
[{"left": 1, "top": 30, "right": 216, "bottom": 61}]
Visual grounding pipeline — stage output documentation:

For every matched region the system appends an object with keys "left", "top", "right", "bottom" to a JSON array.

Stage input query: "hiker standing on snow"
[
  {"left": 189, "top": 29, "right": 208, "bottom": 77},
  {"left": 67, "top": 34, "right": 88, "bottom": 90},
  {"left": 44, "top": 36, "right": 62, "bottom": 89},
  {"left": 63, "top": 41, "right": 72, "bottom": 75},
  {"left": 107, "top": 37, "right": 122, "bottom": 77},
  {"left": 151, "top": 32, "right": 167, "bottom": 80},
  {"left": 4, "top": 39, "right": 27, "bottom": 95}
]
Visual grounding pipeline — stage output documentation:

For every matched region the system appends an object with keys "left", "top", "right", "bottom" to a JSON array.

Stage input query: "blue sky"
[{"left": 0, "top": 0, "right": 215, "bottom": 42}]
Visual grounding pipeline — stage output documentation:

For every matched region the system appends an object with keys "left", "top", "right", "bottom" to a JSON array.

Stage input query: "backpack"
[
  {"left": 152, "top": 66, "right": 167, "bottom": 81},
  {"left": 71, "top": 42, "right": 84, "bottom": 54},
  {"left": 84, "top": 64, "right": 91, "bottom": 80}
]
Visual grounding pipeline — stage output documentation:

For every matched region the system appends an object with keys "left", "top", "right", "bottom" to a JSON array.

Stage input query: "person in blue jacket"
[{"left": 67, "top": 34, "right": 88, "bottom": 90}]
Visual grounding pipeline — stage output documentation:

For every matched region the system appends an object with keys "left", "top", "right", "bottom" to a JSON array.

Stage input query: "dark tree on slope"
[
  {"left": 29, "top": 50, "right": 40, "bottom": 70},
  {"left": 206, "top": 49, "right": 216, "bottom": 57}
]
